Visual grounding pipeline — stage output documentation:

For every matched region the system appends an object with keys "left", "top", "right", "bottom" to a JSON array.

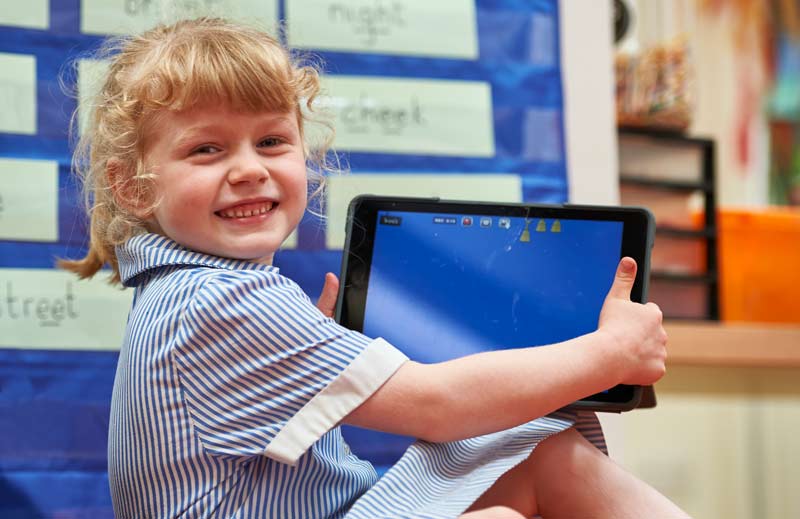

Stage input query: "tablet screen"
[{"left": 363, "top": 210, "right": 623, "bottom": 362}]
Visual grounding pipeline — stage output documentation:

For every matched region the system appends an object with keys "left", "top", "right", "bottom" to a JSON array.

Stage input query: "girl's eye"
[
  {"left": 191, "top": 144, "right": 220, "bottom": 155},
  {"left": 259, "top": 137, "right": 285, "bottom": 148}
]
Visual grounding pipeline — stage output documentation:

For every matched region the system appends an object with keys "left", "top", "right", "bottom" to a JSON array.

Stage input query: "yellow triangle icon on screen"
[
  {"left": 536, "top": 219, "right": 547, "bottom": 232},
  {"left": 520, "top": 219, "right": 531, "bottom": 242},
  {"left": 551, "top": 220, "right": 561, "bottom": 232}
]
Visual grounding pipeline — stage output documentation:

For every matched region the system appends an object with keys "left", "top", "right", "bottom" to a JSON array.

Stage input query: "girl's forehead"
[{"left": 147, "top": 105, "right": 299, "bottom": 134}]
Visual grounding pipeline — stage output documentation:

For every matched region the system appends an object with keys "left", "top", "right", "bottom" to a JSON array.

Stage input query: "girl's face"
[{"left": 143, "top": 105, "right": 308, "bottom": 264}]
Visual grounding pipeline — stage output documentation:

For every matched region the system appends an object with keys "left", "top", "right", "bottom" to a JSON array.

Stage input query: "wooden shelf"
[
  {"left": 664, "top": 320, "right": 800, "bottom": 368},
  {"left": 619, "top": 129, "right": 719, "bottom": 319},
  {"left": 656, "top": 226, "right": 714, "bottom": 238},
  {"left": 618, "top": 127, "right": 714, "bottom": 147},
  {"left": 651, "top": 271, "right": 717, "bottom": 283},
  {"left": 619, "top": 175, "right": 712, "bottom": 192}
]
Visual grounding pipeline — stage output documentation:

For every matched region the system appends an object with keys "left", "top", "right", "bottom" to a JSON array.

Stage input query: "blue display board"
[{"left": 0, "top": 1, "right": 567, "bottom": 516}]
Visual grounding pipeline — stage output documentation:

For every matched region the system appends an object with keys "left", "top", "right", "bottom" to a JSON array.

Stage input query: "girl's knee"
[
  {"left": 536, "top": 426, "right": 598, "bottom": 460},
  {"left": 459, "top": 505, "right": 527, "bottom": 519}
]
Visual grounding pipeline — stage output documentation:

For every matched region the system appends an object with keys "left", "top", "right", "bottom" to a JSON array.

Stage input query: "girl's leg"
[{"left": 464, "top": 427, "right": 689, "bottom": 519}]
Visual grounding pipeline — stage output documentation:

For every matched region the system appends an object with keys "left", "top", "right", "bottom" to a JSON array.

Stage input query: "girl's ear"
[{"left": 106, "top": 158, "right": 152, "bottom": 219}]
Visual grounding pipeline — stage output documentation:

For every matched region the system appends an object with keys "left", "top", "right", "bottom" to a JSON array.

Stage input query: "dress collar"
[{"left": 117, "top": 233, "right": 278, "bottom": 287}]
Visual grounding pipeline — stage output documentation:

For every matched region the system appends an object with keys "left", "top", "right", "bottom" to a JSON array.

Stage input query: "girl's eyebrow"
[
  {"left": 258, "top": 115, "right": 296, "bottom": 131},
  {"left": 172, "top": 124, "right": 226, "bottom": 149},
  {"left": 173, "top": 116, "right": 296, "bottom": 148}
]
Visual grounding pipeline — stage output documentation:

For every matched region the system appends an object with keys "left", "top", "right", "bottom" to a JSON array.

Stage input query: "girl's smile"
[
  {"left": 216, "top": 199, "right": 276, "bottom": 220},
  {"left": 143, "top": 105, "right": 308, "bottom": 264}
]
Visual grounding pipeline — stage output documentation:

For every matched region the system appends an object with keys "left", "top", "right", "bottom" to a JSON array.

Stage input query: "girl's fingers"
[
  {"left": 316, "top": 272, "right": 340, "bottom": 318},
  {"left": 605, "top": 257, "right": 637, "bottom": 301}
]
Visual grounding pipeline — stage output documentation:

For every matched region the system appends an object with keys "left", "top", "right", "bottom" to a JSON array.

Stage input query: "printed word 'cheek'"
[{"left": 341, "top": 94, "right": 427, "bottom": 135}]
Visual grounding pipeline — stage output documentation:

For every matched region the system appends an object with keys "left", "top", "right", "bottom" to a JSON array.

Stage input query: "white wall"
[
  {"left": 560, "top": 0, "right": 619, "bottom": 205},
  {"left": 559, "top": 0, "right": 629, "bottom": 457}
]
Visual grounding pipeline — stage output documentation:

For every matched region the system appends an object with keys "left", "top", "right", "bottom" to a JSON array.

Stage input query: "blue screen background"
[{"left": 363, "top": 211, "right": 623, "bottom": 361}]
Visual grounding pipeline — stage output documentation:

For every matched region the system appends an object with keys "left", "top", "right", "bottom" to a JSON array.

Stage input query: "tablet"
[{"left": 335, "top": 195, "right": 657, "bottom": 412}]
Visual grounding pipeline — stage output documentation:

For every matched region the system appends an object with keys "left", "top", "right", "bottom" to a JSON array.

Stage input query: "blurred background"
[
  {"left": 606, "top": 3, "right": 799, "bottom": 518},
  {"left": 0, "top": 1, "right": 798, "bottom": 518}
]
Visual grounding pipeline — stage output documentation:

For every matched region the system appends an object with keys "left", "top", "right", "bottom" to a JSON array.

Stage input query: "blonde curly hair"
[{"left": 60, "top": 17, "right": 333, "bottom": 284}]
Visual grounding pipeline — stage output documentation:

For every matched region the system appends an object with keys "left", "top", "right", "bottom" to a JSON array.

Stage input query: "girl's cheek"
[{"left": 180, "top": 178, "right": 211, "bottom": 201}]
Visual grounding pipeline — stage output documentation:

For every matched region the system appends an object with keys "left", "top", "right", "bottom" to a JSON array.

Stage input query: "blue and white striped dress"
[{"left": 109, "top": 234, "right": 605, "bottom": 519}]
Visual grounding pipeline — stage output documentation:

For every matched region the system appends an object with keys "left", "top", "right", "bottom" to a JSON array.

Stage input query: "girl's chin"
[
  {"left": 221, "top": 244, "right": 280, "bottom": 264},
  {"left": 185, "top": 234, "right": 286, "bottom": 262}
]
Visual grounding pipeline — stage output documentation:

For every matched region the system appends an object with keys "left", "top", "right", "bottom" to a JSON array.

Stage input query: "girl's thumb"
[{"left": 606, "top": 257, "right": 637, "bottom": 301}]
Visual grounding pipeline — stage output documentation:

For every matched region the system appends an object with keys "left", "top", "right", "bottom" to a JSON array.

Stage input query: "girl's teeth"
[{"left": 220, "top": 202, "right": 274, "bottom": 219}]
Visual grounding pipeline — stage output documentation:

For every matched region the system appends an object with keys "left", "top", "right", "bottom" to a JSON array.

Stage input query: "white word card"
[
  {"left": 287, "top": 0, "right": 477, "bottom": 59},
  {"left": 0, "top": 269, "right": 134, "bottom": 351},
  {"left": 0, "top": 53, "right": 37, "bottom": 135},
  {"left": 77, "top": 59, "right": 110, "bottom": 135},
  {"left": 0, "top": 158, "right": 58, "bottom": 242},
  {"left": 81, "top": 0, "right": 278, "bottom": 35},
  {"left": 0, "top": 1, "right": 49, "bottom": 30},
  {"left": 315, "top": 76, "right": 495, "bottom": 157}
]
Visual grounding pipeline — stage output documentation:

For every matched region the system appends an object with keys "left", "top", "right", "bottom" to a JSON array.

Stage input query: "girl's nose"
[{"left": 227, "top": 150, "right": 269, "bottom": 185}]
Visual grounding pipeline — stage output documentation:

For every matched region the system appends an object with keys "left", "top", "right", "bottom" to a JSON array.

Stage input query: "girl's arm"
[{"left": 342, "top": 257, "right": 667, "bottom": 443}]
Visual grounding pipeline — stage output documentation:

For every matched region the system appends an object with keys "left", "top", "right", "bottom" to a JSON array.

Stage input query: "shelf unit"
[{"left": 618, "top": 127, "right": 719, "bottom": 320}]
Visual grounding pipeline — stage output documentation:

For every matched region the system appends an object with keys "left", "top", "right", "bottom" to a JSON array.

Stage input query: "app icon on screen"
[
  {"left": 498, "top": 218, "right": 511, "bottom": 229},
  {"left": 520, "top": 219, "right": 532, "bottom": 242},
  {"left": 480, "top": 217, "right": 492, "bottom": 228},
  {"left": 462, "top": 216, "right": 473, "bottom": 227}
]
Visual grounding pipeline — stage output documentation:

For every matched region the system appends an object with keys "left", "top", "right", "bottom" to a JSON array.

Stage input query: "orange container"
[{"left": 719, "top": 208, "right": 800, "bottom": 323}]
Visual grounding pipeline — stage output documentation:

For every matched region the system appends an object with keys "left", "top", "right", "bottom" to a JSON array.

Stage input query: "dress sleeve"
[{"left": 172, "top": 270, "right": 408, "bottom": 465}]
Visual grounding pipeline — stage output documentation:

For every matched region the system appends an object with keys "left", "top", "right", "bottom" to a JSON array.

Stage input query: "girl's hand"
[
  {"left": 597, "top": 257, "right": 668, "bottom": 386},
  {"left": 316, "top": 272, "right": 340, "bottom": 318}
]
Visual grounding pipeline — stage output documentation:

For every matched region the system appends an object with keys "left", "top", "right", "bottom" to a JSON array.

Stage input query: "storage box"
[
  {"left": 650, "top": 234, "right": 707, "bottom": 275},
  {"left": 719, "top": 208, "right": 800, "bottom": 323}
]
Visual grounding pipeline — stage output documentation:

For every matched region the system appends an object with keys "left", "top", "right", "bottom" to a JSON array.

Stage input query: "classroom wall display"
[{"left": 0, "top": 1, "right": 567, "bottom": 516}]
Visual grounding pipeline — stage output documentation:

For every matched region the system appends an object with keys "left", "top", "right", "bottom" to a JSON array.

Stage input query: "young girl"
[{"left": 62, "top": 17, "right": 688, "bottom": 519}]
